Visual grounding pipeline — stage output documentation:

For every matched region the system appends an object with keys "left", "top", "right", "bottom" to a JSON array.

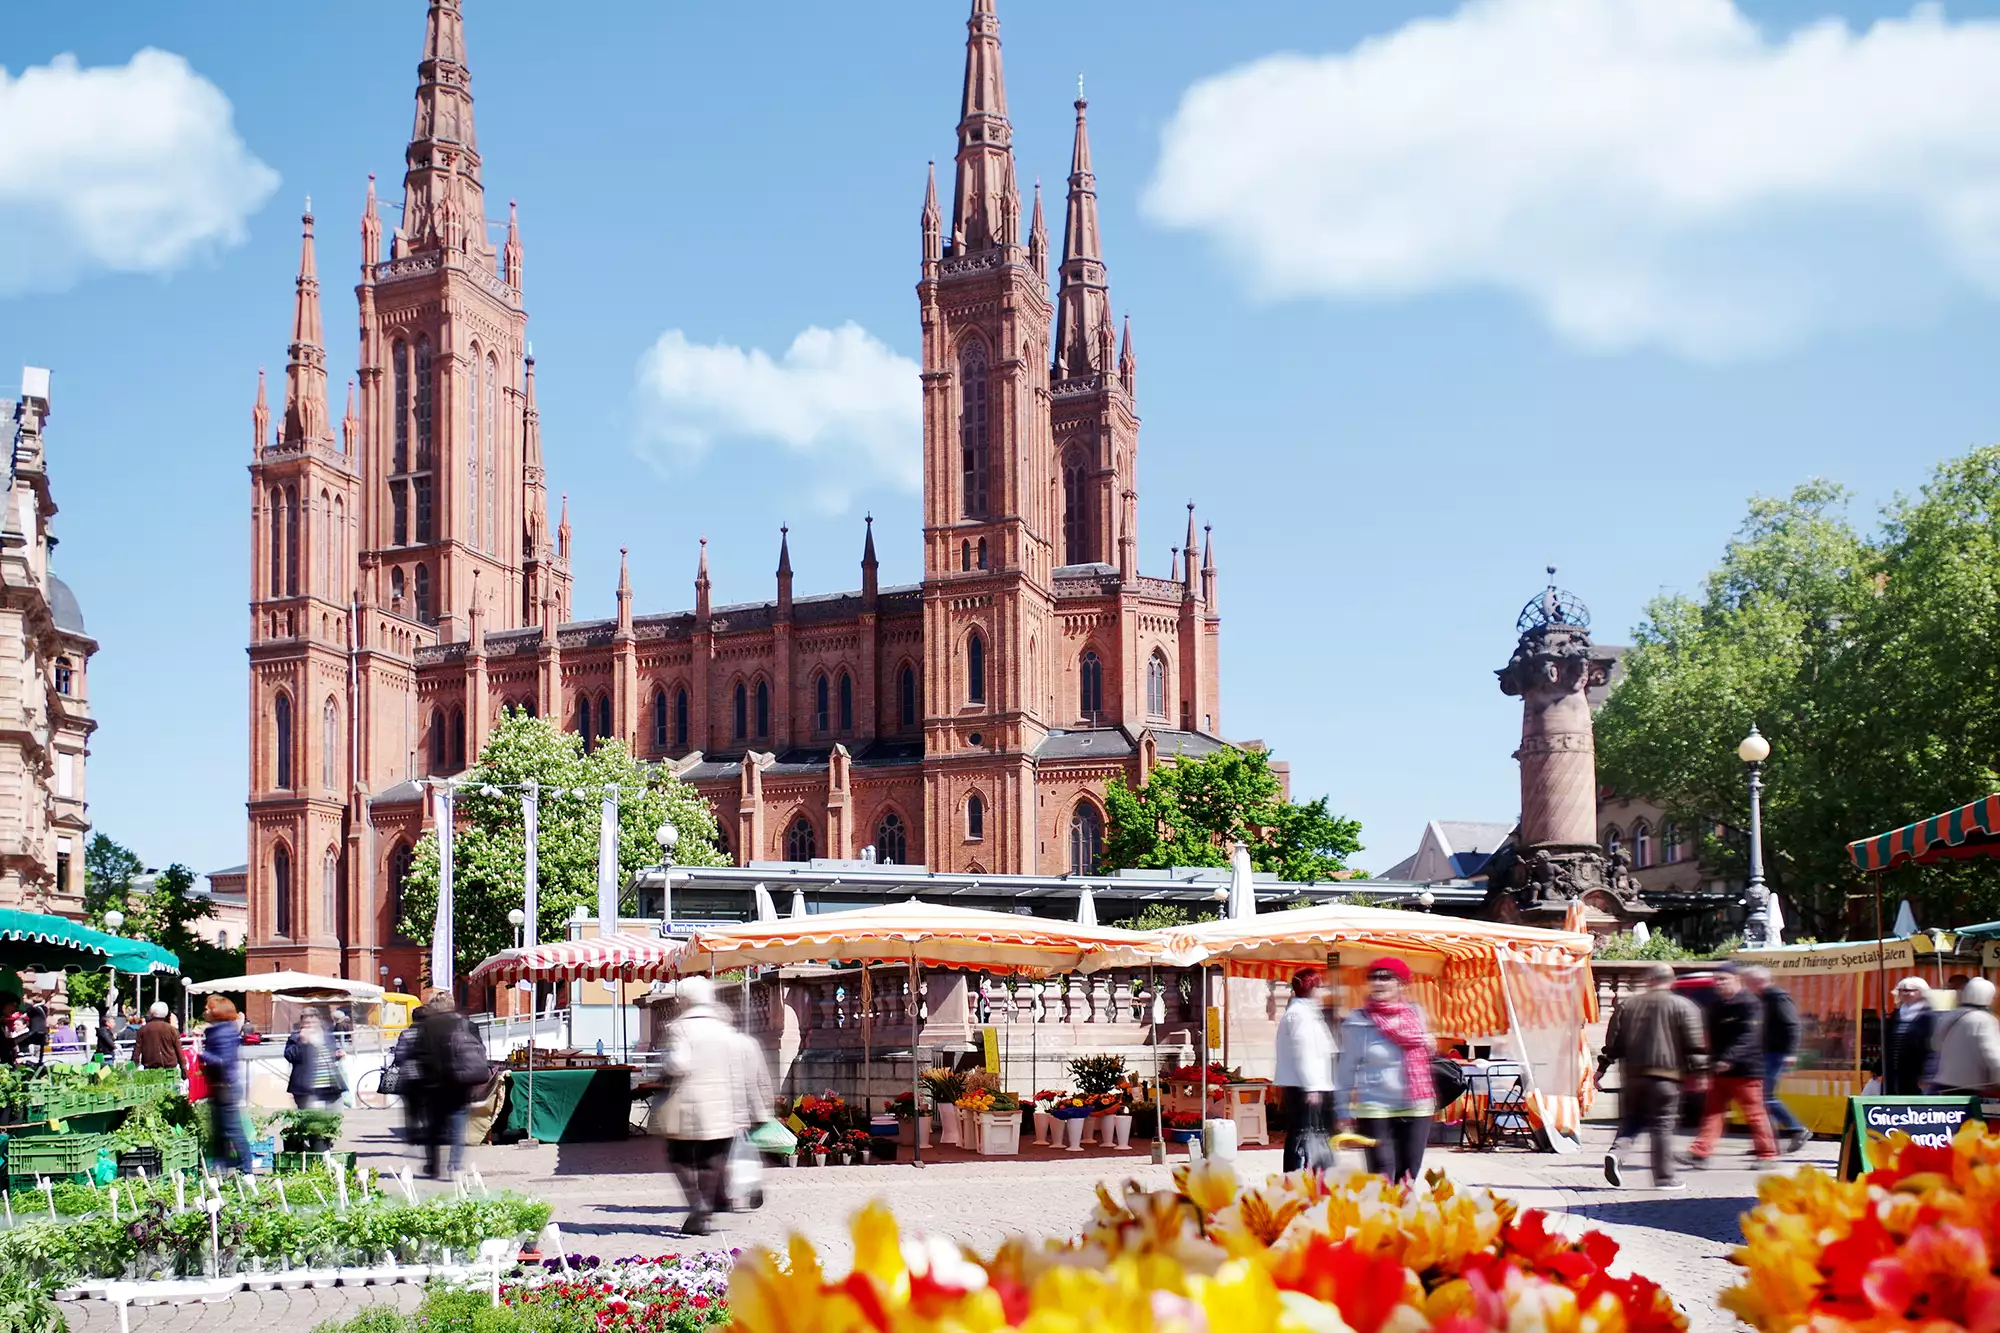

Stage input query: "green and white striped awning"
[
  {"left": 1848, "top": 794, "right": 2000, "bottom": 873},
  {"left": 0, "top": 909, "right": 179, "bottom": 976}
]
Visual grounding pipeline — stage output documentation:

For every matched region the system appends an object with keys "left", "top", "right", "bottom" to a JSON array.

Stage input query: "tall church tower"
[
  {"left": 246, "top": 207, "right": 362, "bottom": 974},
  {"left": 354, "top": 0, "right": 554, "bottom": 642},
  {"left": 918, "top": 0, "right": 1058, "bottom": 872}
]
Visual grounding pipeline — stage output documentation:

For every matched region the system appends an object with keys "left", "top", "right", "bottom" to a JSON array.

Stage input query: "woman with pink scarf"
[{"left": 1334, "top": 957, "right": 1436, "bottom": 1182}]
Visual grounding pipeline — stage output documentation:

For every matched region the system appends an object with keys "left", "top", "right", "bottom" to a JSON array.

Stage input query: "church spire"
[
  {"left": 1183, "top": 502, "right": 1199, "bottom": 593},
  {"left": 949, "top": 0, "right": 1019, "bottom": 256},
  {"left": 399, "top": 0, "right": 485, "bottom": 257},
  {"left": 281, "top": 205, "right": 330, "bottom": 446},
  {"left": 360, "top": 174, "right": 381, "bottom": 270},
  {"left": 342, "top": 379, "right": 359, "bottom": 454},
  {"left": 1055, "top": 92, "right": 1112, "bottom": 380},
  {"left": 615, "top": 547, "right": 632, "bottom": 633},
  {"left": 503, "top": 198, "right": 522, "bottom": 289},
  {"left": 776, "top": 525, "right": 794, "bottom": 618},
  {"left": 921, "top": 161, "right": 942, "bottom": 265},
  {"left": 861, "top": 513, "right": 879, "bottom": 602},
  {"left": 252, "top": 368, "right": 268, "bottom": 453},
  {"left": 1028, "top": 179, "right": 1047, "bottom": 281},
  {"left": 694, "top": 537, "right": 711, "bottom": 621}
]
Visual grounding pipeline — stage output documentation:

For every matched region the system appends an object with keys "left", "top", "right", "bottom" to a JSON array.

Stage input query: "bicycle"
[{"left": 353, "top": 1063, "right": 398, "bottom": 1109}]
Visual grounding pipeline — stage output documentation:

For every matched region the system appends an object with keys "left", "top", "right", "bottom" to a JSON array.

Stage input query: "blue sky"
[{"left": 7, "top": 0, "right": 2000, "bottom": 878}]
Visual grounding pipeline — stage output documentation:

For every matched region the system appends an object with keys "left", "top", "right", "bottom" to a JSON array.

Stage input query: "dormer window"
[{"left": 53, "top": 657, "right": 71, "bottom": 696}]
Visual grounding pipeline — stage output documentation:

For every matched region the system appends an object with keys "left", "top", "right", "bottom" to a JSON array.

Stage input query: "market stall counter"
[{"left": 499, "top": 1059, "right": 635, "bottom": 1143}]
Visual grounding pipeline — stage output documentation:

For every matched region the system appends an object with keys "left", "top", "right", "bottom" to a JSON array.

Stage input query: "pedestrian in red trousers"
[{"left": 1682, "top": 964, "right": 1778, "bottom": 1167}]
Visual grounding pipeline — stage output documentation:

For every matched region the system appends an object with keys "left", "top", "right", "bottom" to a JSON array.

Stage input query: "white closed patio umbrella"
[
  {"left": 1893, "top": 899, "right": 1919, "bottom": 938},
  {"left": 790, "top": 887, "right": 808, "bottom": 920},
  {"left": 1226, "top": 841, "right": 1257, "bottom": 920},
  {"left": 1766, "top": 895, "right": 1786, "bottom": 947},
  {"left": 1076, "top": 886, "right": 1098, "bottom": 927},
  {"left": 753, "top": 883, "right": 778, "bottom": 923}
]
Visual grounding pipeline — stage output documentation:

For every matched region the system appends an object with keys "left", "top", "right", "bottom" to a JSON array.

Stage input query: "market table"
[{"left": 499, "top": 1066, "right": 635, "bottom": 1143}]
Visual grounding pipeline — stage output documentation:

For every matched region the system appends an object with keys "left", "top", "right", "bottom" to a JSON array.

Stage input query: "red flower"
[{"left": 1270, "top": 1233, "right": 1410, "bottom": 1333}]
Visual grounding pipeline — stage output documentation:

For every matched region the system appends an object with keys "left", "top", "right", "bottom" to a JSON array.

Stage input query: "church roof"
[
  {"left": 1035, "top": 729, "right": 1133, "bottom": 760},
  {"left": 49, "top": 574, "right": 84, "bottom": 634}
]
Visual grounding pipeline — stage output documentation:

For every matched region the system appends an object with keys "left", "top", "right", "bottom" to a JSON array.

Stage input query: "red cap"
[{"left": 1368, "top": 957, "right": 1413, "bottom": 983}]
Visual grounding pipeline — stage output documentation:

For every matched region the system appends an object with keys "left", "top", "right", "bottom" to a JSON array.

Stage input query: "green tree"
[
  {"left": 82, "top": 834, "right": 143, "bottom": 920},
  {"left": 398, "top": 711, "right": 728, "bottom": 983},
  {"left": 1102, "top": 747, "right": 1362, "bottom": 881},
  {"left": 70, "top": 851, "right": 236, "bottom": 1012}
]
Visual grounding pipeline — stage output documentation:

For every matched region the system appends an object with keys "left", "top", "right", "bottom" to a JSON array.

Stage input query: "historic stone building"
[
  {"left": 245, "top": 0, "right": 1234, "bottom": 985},
  {"left": 2, "top": 368, "right": 98, "bottom": 915}
]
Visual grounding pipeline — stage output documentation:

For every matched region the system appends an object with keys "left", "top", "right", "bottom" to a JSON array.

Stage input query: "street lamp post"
[
  {"left": 1417, "top": 891, "right": 1436, "bottom": 913},
  {"left": 655, "top": 822, "right": 681, "bottom": 930},
  {"left": 101, "top": 909, "right": 125, "bottom": 1044},
  {"left": 508, "top": 908, "right": 526, "bottom": 951},
  {"left": 1739, "top": 724, "right": 1773, "bottom": 950}
]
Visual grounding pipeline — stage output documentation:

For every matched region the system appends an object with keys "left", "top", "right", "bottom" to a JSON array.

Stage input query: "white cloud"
[
  {"left": 0, "top": 49, "right": 279, "bottom": 296},
  {"left": 1146, "top": 0, "right": 2000, "bottom": 358},
  {"left": 633, "top": 323, "right": 920, "bottom": 513}
]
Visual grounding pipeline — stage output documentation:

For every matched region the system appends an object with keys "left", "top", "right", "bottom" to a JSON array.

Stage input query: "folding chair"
[{"left": 1482, "top": 1063, "right": 1535, "bottom": 1148}]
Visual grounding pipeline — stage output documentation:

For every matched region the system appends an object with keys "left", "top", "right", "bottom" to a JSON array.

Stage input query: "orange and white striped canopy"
[
  {"left": 672, "top": 902, "right": 1160, "bottom": 976},
  {"left": 1157, "top": 904, "right": 1594, "bottom": 970},
  {"left": 467, "top": 931, "right": 683, "bottom": 986}
]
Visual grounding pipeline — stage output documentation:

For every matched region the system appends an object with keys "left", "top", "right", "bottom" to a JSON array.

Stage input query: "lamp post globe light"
[
  {"left": 508, "top": 908, "right": 526, "bottom": 950},
  {"left": 1739, "top": 724, "right": 1773, "bottom": 949},
  {"left": 102, "top": 909, "right": 125, "bottom": 932},
  {"left": 1418, "top": 891, "right": 1436, "bottom": 912},
  {"left": 656, "top": 822, "right": 681, "bottom": 928}
]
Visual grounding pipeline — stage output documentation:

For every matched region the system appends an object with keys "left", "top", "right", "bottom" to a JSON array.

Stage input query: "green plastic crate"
[{"left": 7, "top": 1132, "right": 110, "bottom": 1182}]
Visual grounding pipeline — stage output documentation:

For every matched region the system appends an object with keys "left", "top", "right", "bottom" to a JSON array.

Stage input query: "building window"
[
  {"left": 977, "top": 538, "right": 988, "bottom": 570},
  {"left": 451, "top": 706, "right": 466, "bottom": 770},
  {"left": 733, "top": 682, "right": 747, "bottom": 741},
  {"left": 576, "top": 693, "right": 593, "bottom": 750},
  {"left": 391, "top": 566, "right": 406, "bottom": 609},
  {"left": 875, "top": 812, "right": 907, "bottom": 865},
  {"left": 321, "top": 846, "right": 338, "bottom": 936},
  {"left": 966, "top": 792, "right": 985, "bottom": 842},
  {"left": 284, "top": 485, "right": 300, "bottom": 596},
  {"left": 414, "top": 476, "right": 434, "bottom": 545},
  {"left": 315, "top": 488, "right": 330, "bottom": 599},
  {"left": 413, "top": 563, "right": 432, "bottom": 623},
  {"left": 468, "top": 347, "right": 483, "bottom": 551},
  {"left": 53, "top": 657, "right": 71, "bottom": 696},
  {"left": 898, "top": 665, "right": 917, "bottom": 727},
  {"left": 1631, "top": 821, "right": 1652, "bottom": 869},
  {"left": 959, "top": 346, "right": 989, "bottom": 518},
  {"left": 674, "top": 687, "right": 689, "bottom": 749},
  {"left": 56, "top": 751, "right": 72, "bottom": 799},
  {"left": 1146, "top": 651, "right": 1168, "bottom": 719},
  {"left": 652, "top": 688, "right": 669, "bottom": 749},
  {"left": 838, "top": 672, "right": 853, "bottom": 732},
  {"left": 387, "top": 841, "right": 413, "bottom": 942},
  {"left": 1069, "top": 801, "right": 1103, "bottom": 875},
  {"left": 597, "top": 694, "right": 612, "bottom": 746},
  {"left": 429, "top": 706, "right": 446, "bottom": 773},
  {"left": 273, "top": 844, "right": 293, "bottom": 938},
  {"left": 1603, "top": 826, "right": 1623, "bottom": 859},
  {"left": 274, "top": 693, "right": 294, "bottom": 789},
  {"left": 269, "top": 486, "right": 285, "bottom": 594},
  {"left": 1079, "top": 650, "right": 1102, "bottom": 721},
  {"left": 55, "top": 840, "right": 70, "bottom": 900},
  {"left": 392, "top": 341, "right": 410, "bottom": 472},
  {"left": 755, "top": 680, "right": 770, "bottom": 738},
  {"left": 1063, "top": 452, "right": 1088, "bottom": 565},
  {"left": 414, "top": 337, "right": 434, "bottom": 468},
  {"left": 785, "top": 816, "right": 816, "bottom": 862},
  {"left": 1662, "top": 822, "right": 1684, "bottom": 864},
  {"left": 322, "top": 695, "right": 339, "bottom": 790},
  {"left": 332, "top": 495, "right": 345, "bottom": 596},
  {"left": 813, "top": 672, "right": 830, "bottom": 733},
  {"left": 484, "top": 352, "right": 498, "bottom": 552},
  {"left": 967, "top": 631, "right": 986, "bottom": 705},
  {"left": 960, "top": 540, "right": 971, "bottom": 573}
]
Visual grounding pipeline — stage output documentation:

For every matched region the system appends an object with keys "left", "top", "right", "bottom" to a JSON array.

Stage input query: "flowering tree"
[{"left": 398, "top": 711, "right": 727, "bottom": 980}]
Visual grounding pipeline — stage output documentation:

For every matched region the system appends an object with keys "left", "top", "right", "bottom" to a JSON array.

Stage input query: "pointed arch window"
[
  {"left": 387, "top": 841, "right": 414, "bottom": 943},
  {"left": 1079, "top": 650, "right": 1103, "bottom": 722},
  {"left": 390, "top": 566, "right": 406, "bottom": 610},
  {"left": 838, "top": 672, "right": 853, "bottom": 732},
  {"left": 1631, "top": 821, "right": 1652, "bottom": 869},
  {"left": 813, "top": 672, "right": 830, "bottom": 733},
  {"left": 652, "top": 688, "right": 669, "bottom": 750},
  {"left": 977, "top": 537, "right": 988, "bottom": 570},
  {"left": 959, "top": 346, "right": 990, "bottom": 519},
  {"left": 1063, "top": 451, "right": 1089, "bottom": 565},
  {"left": 966, "top": 792, "right": 985, "bottom": 842},
  {"left": 332, "top": 495, "right": 345, "bottom": 597},
  {"left": 576, "top": 692, "right": 594, "bottom": 750},
  {"left": 597, "top": 694, "right": 613, "bottom": 746},
  {"left": 321, "top": 846, "right": 338, "bottom": 937},
  {"left": 451, "top": 706, "right": 467, "bottom": 770},
  {"left": 413, "top": 338, "right": 434, "bottom": 469},
  {"left": 733, "top": 682, "right": 748, "bottom": 741},
  {"left": 784, "top": 815, "right": 816, "bottom": 863},
  {"left": 273, "top": 844, "right": 293, "bottom": 938},
  {"left": 269, "top": 486, "right": 285, "bottom": 594},
  {"left": 1069, "top": 801, "right": 1103, "bottom": 875},
  {"left": 429, "top": 706, "right": 446, "bottom": 773},
  {"left": 413, "top": 564, "right": 432, "bottom": 624},
  {"left": 322, "top": 695, "right": 339, "bottom": 791},
  {"left": 485, "top": 351, "right": 499, "bottom": 552},
  {"left": 284, "top": 485, "right": 300, "bottom": 596},
  {"left": 315, "top": 489, "right": 330, "bottom": 599},
  {"left": 1146, "top": 651, "right": 1169, "bottom": 720},
  {"left": 274, "top": 693, "right": 294, "bottom": 789},
  {"left": 960, "top": 540, "right": 971, "bottom": 573},
  {"left": 875, "top": 812, "right": 907, "bottom": 865},
  {"left": 898, "top": 665, "right": 917, "bottom": 728},
  {"left": 1603, "top": 826, "right": 1623, "bottom": 859},
  {"left": 755, "top": 680, "right": 770, "bottom": 738},
  {"left": 967, "top": 631, "right": 986, "bottom": 705},
  {"left": 674, "top": 687, "right": 690, "bottom": 749},
  {"left": 392, "top": 341, "right": 410, "bottom": 473},
  {"left": 468, "top": 347, "right": 483, "bottom": 550}
]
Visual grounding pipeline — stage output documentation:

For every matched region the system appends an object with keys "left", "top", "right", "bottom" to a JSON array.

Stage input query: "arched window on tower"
[
  {"left": 898, "top": 665, "right": 917, "bottom": 728},
  {"left": 733, "top": 683, "right": 748, "bottom": 741},
  {"left": 484, "top": 350, "right": 499, "bottom": 552},
  {"left": 784, "top": 815, "right": 816, "bottom": 862},
  {"left": 269, "top": 486, "right": 285, "bottom": 595},
  {"left": 53, "top": 657, "right": 72, "bottom": 696},
  {"left": 977, "top": 537, "right": 988, "bottom": 570},
  {"left": 321, "top": 846, "right": 338, "bottom": 937},
  {"left": 652, "top": 688, "right": 669, "bottom": 750},
  {"left": 1069, "top": 801, "right": 1104, "bottom": 875},
  {"left": 597, "top": 694, "right": 612, "bottom": 746},
  {"left": 284, "top": 485, "right": 300, "bottom": 596},
  {"left": 1631, "top": 821, "right": 1652, "bottom": 869},
  {"left": 838, "top": 672, "right": 853, "bottom": 732},
  {"left": 1146, "top": 651, "right": 1169, "bottom": 720},
  {"left": 429, "top": 706, "right": 446, "bottom": 773},
  {"left": 451, "top": 706, "right": 466, "bottom": 770},
  {"left": 322, "top": 696, "right": 339, "bottom": 790},
  {"left": 274, "top": 693, "right": 293, "bottom": 789},
  {"left": 875, "top": 812, "right": 907, "bottom": 865},
  {"left": 755, "top": 680, "right": 770, "bottom": 738},
  {"left": 959, "top": 346, "right": 989, "bottom": 518},
  {"left": 813, "top": 672, "right": 830, "bottom": 733},
  {"left": 332, "top": 495, "right": 345, "bottom": 596},
  {"left": 468, "top": 346, "right": 483, "bottom": 550},
  {"left": 414, "top": 564, "right": 432, "bottom": 624},
  {"left": 387, "top": 841, "right": 414, "bottom": 942},
  {"left": 390, "top": 566, "right": 406, "bottom": 611},
  {"left": 1079, "top": 650, "right": 1103, "bottom": 723},
  {"left": 960, "top": 540, "right": 971, "bottom": 573},
  {"left": 674, "top": 687, "right": 689, "bottom": 749},
  {"left": 966, "top": 792, "right": 985, "bottom": 842},
  {"left": 315, "top": 489, "right": 330, "bottom": 599},
  {"left": 576, "top": 693, "right": 594, "bottom": 751},
  {"left": 413, "top": 337, "right": 435, "bottom": 542},
  {"left": 1063, "top": 451, "right": 1089, "bottom": 565},
  {"left": 392, "top": 341, "right": 410, "bottom": 472},
  {"left": 967, "top": 631, "right": 986, "bottom": 705},
  {"left": 273, "top": 844, "right": 293, "bottom": 938}
]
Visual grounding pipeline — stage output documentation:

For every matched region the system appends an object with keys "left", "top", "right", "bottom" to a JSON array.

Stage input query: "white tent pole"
[{"left": 910, "top": 951, "right": 923, "bottom": 1169}]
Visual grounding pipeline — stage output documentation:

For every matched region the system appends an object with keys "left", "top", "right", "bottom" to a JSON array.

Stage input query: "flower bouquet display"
[
  {"left": 920, "top": 1067, "right": 966, "bottom": 1146},
  {"left": 797, "top": 1126, "right": 829, "bottom": 1167},
  {"left": 1726, "top": 1118, "right": 2000, "bottom": 1333},
  {"left": 1031, "top": 1090, "right": 1068, "bottom": 1146},
  {"left": 726, "top": 1158, "right": 1687, "bottom": 1333},
  {"left": 1161, "top": 1109, "right": 1203, "bottom": 1144}
]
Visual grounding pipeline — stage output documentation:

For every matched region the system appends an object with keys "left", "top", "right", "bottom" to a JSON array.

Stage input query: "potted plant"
[
  {"left": 890, "top": 1092, "right": 929, "bottom": 1149},
  {"left": 1031, "top": 1090, "right": 1066, "bottom": 1147},
  {"left": 1161, "top": 1110, "right": 1202, "bottom": 1144},
  {"left": 272, "top": 1108, "right": 343, "bottom": 1155},
  {"left": 799, "top": 1127, "right": 829, "bottom": 1167},
  {"left": 920, "top": 1068, "right": 965, "bottom": 1146}
]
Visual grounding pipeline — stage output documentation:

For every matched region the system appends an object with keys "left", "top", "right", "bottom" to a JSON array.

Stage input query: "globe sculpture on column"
[{"left": 1491, "top": 570, "right": 1652, "bottom": 927}]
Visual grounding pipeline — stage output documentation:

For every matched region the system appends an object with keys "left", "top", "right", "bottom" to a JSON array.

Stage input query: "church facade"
[{"left": 245, "top": 0, "right": 1231, "bottom": 986}]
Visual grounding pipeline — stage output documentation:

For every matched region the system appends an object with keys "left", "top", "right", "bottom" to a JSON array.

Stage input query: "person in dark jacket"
[
  {"left": 133, "top": 1003, "right": 182, "bottom": 1070},
  {"left": 1682, "top": 965, "right": 1778, "bottom": 1167},
  {"left": 198, "top": 996, "right": 252, "bottom": 1174},
  {"left": 1742, "top": 966, "right": 1810, "bottom": 1153},
  {"left": 412, "top": 993, "right": 486, "bottom": 1180},
  {"left": 284, "top": 1009, "right": 342, "bottom": 1108},
  {"left": 1596, "top": 963, "right": 1707, "bottom": 1189},
  {"left": 391, "top": 1005, "right": 428, "bottom": 1147},
  {"left": 1883, "top": 976, "right": 1935, "bottom": 1095}
]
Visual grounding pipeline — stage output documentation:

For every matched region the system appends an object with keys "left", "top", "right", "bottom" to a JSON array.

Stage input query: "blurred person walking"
[
  {"left": 1930, "top": 977, "right": 2000, "bottom": 1096},
  {"left": 198, "top": 996, "right": 252, "bottom": 1174},
  {"left": 285, "top": 1008, "right": 343, "bottom": 1109},
  {"left": 649, "top": 976, "right": 751, "bottom": 1236},
  {"left": 1741, "top": 966, "right": 1810, "bottom": 1154},
  {"left": 1595, "top": 963, "right": 1706, "bottom": 1189},
  {"left": 1682, "top": 965, "right": 1778, "bottom": 1169},
  {"left": 1334, "top": 958, "right": 1435, "bottom": 1183},
  {"left": 1275, "top": 967, "right": 1338, "bottom": 1173},
  {"left": 412, "top": 992, "right": 488, "bottom": 1180}
]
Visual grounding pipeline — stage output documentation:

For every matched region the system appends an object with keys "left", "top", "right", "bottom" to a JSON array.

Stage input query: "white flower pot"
[
  {"left": 937, "top": 1105, "right": 961, "bottom": 1146},
  {"left": 1109, "top": 1114, "right": 1133, "bottom": 1149},
  {"left": 1033, "top": 1110, "right": 1055, "bottom": 1146},
  {"left": 1063, "top": 1116, "right": 1086, "bottom": 1152}
]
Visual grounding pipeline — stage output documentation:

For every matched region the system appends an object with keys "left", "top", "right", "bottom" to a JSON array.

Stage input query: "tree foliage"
[
  {"left": 1596, "top": 449, "right": 2000, "bottom": 936},
  {"left": 1102, "top": 747, "right": 1362, "bottom": 881},
  {"left": 398, "top": 711, "right": 728, "bottom": 984},
  {"left": 71, "top": 841, "right": 239, "bottom": 1012}
]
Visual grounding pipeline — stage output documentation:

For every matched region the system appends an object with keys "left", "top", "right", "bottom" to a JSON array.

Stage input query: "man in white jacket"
[
  {"left": 653, "top": 977, "right": 751, "bottom": 1236},
  {"left": 1931, "top": 977, "right": 2000, "bottom": 1096},
  {"left": 1274, "top": 968, "right": 1338, "bottom": 1172}
]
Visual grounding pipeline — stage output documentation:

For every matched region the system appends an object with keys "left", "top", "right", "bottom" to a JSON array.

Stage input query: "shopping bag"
[
  {"left": 727, "top": 1137, "right": 765, "bottom": 1211},
  {"left": 186, "top": 1057, "right": 209, "bottom": 1103},
  {"left": 747, "top": 1119, "right": 797, "bottom": 1155}
]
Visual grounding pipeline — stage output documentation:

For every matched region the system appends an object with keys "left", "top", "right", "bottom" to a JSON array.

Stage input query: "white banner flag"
[
  {"left": 597, "top": 790, "right": 619, "bottom": 935},
  {"left": 430, "top": 785, "right": 455, "bottom": 992},
  {"left": 522, "top": 783, "right": 540, "bottom": 951}
]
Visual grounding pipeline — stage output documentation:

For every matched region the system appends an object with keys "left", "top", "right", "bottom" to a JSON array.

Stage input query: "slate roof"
[
  {"left": 49, "top": 574, "right": 84, "bottom": 634},
  {"left": 1034, "top": 729, "right": 1134, "bottom": 761}
]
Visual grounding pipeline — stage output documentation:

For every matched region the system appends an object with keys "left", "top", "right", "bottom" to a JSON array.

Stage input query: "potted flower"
[
  {"left": 1161, "top": 1110, "right": 1202, "bottom": 1144},
  {"left": 1104, "top": 1089, "right": 1135, "bottom": 1150},
  {"left": 920, "top": 1067, "right": 965, "bottom": 1146},
  {"left": 799, "top": 1127, "right": 829, "bottom": 1167},
  {"left": 1031, "top": 1090, "right": 1067, "bottom": 1146}
]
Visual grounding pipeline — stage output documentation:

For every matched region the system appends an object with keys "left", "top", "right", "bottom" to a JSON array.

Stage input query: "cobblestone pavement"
[{"left": 62, "top": 1111, "right": 1808, "bottom": 1332}]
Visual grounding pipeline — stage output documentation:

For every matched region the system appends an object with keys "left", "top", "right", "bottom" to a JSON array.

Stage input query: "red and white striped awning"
[{"left": 466, "top": 932, "right": 684, "bottom": 986}]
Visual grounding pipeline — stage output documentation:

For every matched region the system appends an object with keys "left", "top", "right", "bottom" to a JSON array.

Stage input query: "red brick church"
[{"left": 245, "top": 0, "right": 1232, "bottom": 985}]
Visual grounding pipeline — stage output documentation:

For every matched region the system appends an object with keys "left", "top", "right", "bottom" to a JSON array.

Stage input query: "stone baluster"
[
  {"left": 1020, "top": 979, "right": 1042, "bottom": 1027},
  {"left": 1067, "top": 973, "right": 1088, "bottom": 1025},
  {"left": 1089, "top": 974, "right": 1110, "bottom": 1024}
]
